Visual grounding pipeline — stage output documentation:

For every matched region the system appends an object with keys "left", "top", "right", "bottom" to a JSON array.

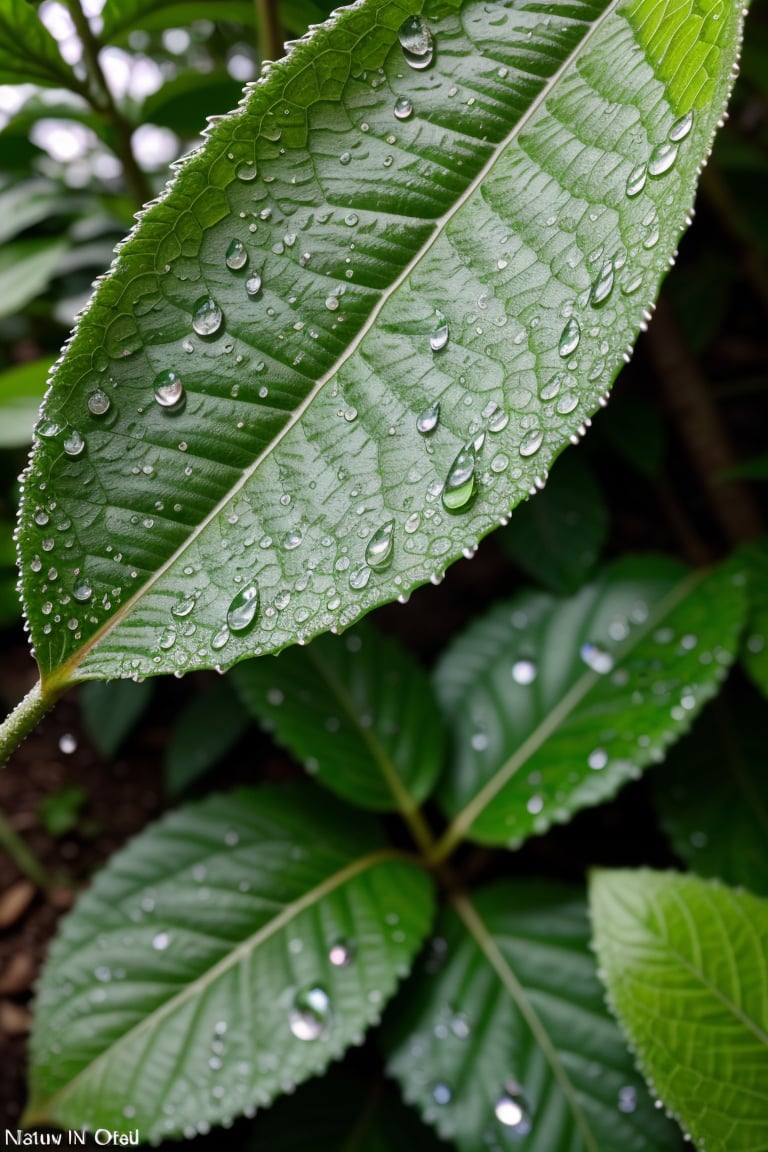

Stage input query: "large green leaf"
[
  {"left": 0, "top": 0, "right": 79, "bottom": 88},
  {"left": 386, "top": 882, "right": 680, "bottom": 1152},
  {"left": 655, "top": 693, "right": 768, "bottom": 896},
  {"left": 17, "top": 0, "right": 744, "bottom": 691},
  {"left": 26, "top": 784, "right": 435, "bottom": 1136},
  {"left": 590, "top": 869, "right": 768, "bottom": 1152},
  {"left": 432, "top": 557, "right": 745, "bottom": 852},
  {"left": 231, "top": 621, "right": 444, "bottom": 818}
]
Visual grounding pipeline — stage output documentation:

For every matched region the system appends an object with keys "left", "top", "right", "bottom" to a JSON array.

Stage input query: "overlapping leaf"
[
  {"left": 0, "top": 0, "right": 79, "bottom": 89},
  {"left": 164, "top": 676, "right": 250, "bottom": 793},
  {"left": 16, "top": 0, "right": 745, "bottom": 689},
  {"left": 386, "top": 881, "right": 680, "bottom": 1152},
  {"left": 231, "top": 622, "right": 444, "bottom": 813},
  {"left": 26, "top": 784, "right": 435, "bottom": 1137},
  {"left": 591, "top": 869, "right": 768, "bottom": 1152},
  {"left": 432, "top": 557, "right": 745, "bottom": 850}
]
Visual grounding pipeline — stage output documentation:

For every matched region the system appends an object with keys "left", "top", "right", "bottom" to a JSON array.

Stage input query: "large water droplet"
[
  {"left": 558, "top": 316, "right": 580, "bottom": 357},
  {"left": 417, "top": 401, "right": 440, "bottom": 434},
  {"left": 226, "top": 239, "right": 247, "bottom": 270},
  {"left": 625, "top": 162, "right": 647, "bottom": 198},
  {"left": 192, "top": 296, "right": 223, "bottom": 337},
  {"left": 580, "top": 642, "right": 614, "bottom": 674},
  {"left": 494, "top": 1083, "right": 532, "bottom": 1133},
  {"left": 398, "top": 15, "right": 434, "bottom": 69},
  {"left": 430, "top": 310, "right": 449, "bottom": 351},
  {"left": 442, "top": 441, "right": 477, "bottom": 511},
  {"left": 394, "top": 96, "right": 414, "bottom": 121},
  {"left": 246, "top": 272, "right": 262, "bottom": 297},
  {"left": 519, "top": 426, "right": 543, "bottom": 458},
  {"left": 226, "top": 583, "right": 259, "bottom": 634},
  {"left": 669, "top": 111, "right": 693, "bottom": 142},
  {"left": 365, "top": 520, "right": 394, "bottom": 569},
  {"left": 73, "top": 579, "right": 92, "bottom": 603},
  {"left": 171, "top": 596, "right": 196, "bottom": 618},
  {"left": 153, "top": 370, "right": 184, "bottom": 409},
  {"left": 35, "top": 417, "right": 61, "bottom": 440},
  {"left": 590, "top": 261, "right": 614, "bottom": 307},
  {"left": 648, "top": 140, "right": 678, "bottom": 177},
  {"left": 289, "top": 985, "right": 332, "bottom": 1041},
  {"left": 87, "top": 389, "right": 111, "bottom": 416},
  {"left": 63, "top": 430, "right": 85, "bottom": 457}
]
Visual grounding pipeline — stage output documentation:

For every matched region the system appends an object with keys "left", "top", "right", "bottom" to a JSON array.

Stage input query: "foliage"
[{"left": 0, "top": 0, "right": 766, "bottom": 1149}]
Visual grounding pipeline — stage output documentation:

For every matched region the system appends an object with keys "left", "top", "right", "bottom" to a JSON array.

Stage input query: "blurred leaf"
[
  {"left": 79, "top": 679, "right": 154, "bottom": 758},
  {"left": 165, "top": 676, "right": 249, "bottom": 794},
  {"left": 655, "top": 694, "right": 768, "bottom": 896},
  {"left": 141, "top": 71, "right": 245, "bottom": 137},
  {"left": 499, "top": 450, "right": 608, "bottom": 595},
  {"left": 591, "top": 869, "right": 768, "bottom": 1152},
  {"left": 0, "top": 238, "right": 69, "bottom": 319},
  {"left": 666, "top": 249, "right": 734, "bottom": 354},
  {"left": 26, "top": 785, "right": 435, "bottom": 1137},
  {"left": 39, "top": 785, "right": 87, "bottom": 838},
  {"left": 231, "top": 622, "right": 444, "bottom": 813},
  {"left": 741, "top": 538, "right": 768, "bottom": 697},
  {"left": 433, "top": 557, "right": 746, "bottom": 850},
  {"left": 0, "top": 179, "right": 74, "bottom": 246},
  {"left": 0, "top": 357, "right": 54, "bottom": 448},
  {"left": 101, "top": 0, "right": 254, "bottom": 42},
  {"left": 597, "top": 392, "right": 665, "bottom": 477},
  {"left": 719, "top": 453, "right": 768, "bottom": 481},
  {"left": 0, "top": 0, "right": 79, "bottom": 88},
  {"left": 387, "top": 882, "right": 680, "bottom": 1152}
]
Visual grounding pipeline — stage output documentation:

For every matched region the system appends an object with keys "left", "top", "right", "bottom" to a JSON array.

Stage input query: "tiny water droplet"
[
  {"left": 432, "top": 1083, "right": 452, "bottom": 1105},
  {"left": 236, "top": 162, "right": 257, "bottom": 182},
  {"left": 394, "top": 95, "right": 414, "bottom": 120},
  {"left": 289, "top": 985, "right": 332, "bottom": 1041},
  {"left": 494, "top": 1083, "right": 532, "bottom": 1133},
  {"left": 211, "top": 626, "right": 229, "bottom": 651},
  {"left": 339, "top": 151, "right": 351, "bottom": 165},
  {"left": 618, "top": 1085, "right": 637, "bottom": 1113},
  {"left": 87, "top": 389, "right": 111, "bottom": 416},
  {"left": 325, "top": 295, "right": 340, "bottom": 312},
  {"left": 329, "top": 940, "right": 354, "bottom": 967},
  {"left": 590, "top": 260, "right": 614, "bottom": 307},
  {"left": 226, "top": 239, "right": 247, "bottom": 270},
  {"left": 580, "top": 642, "right": 614, "bottom": 674},
  {"left": 63, "top": 430, "right": 85, "bottom": 457},
  {"left": 365, "top": 520, "right": 395, "bottom": 569},
  {"left": 429, "top": 310, "right": 449, "bottom": 351},
  {"left": 152, "top": 931, "right": 171, "bottom": 951},
  {"left": 558, "top": 316, "right": 580, "bottom": 357},
  {"left": 648, "top": 140, "right": 678, "bottom": 176},
  {"left": 226, "top": 583, "right": 259, "bottom": 634},
  {"left": 669, "top": 111, "right": 693, "bottom": 142},
  {"left": 153, "top": 370, "right": 184, "bottom": 408},
  {"left": 442, "top": 441, "right": 477, "bottom": 512},
  {"left": 417, "top": 401, "right": 440, "bottom": 434},
  {"left": 192, "top": 296, "right": 223, "bottom": 336},
  {"left": 511, "top": 659, "right": 537, "bottom": 685},
  {"left": 59, "top": 733, "right": 77, "bottom": 755},
  {"left": 246, "top": 272, "right": 262, "bottom": 297},
  {"left": 588, "top": 748, "right": 608, "bottom": 770},
  {"left": 625, "top": 162, "right": 647, "bottom": 197}
]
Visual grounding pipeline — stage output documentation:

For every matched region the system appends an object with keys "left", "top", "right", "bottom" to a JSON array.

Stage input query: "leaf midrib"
[
  {"left": 48, "top": 0, "right": 623, "bottom": 689},
  {"left": 26, "top": 847, "right": 409, "bottom": 1121}
]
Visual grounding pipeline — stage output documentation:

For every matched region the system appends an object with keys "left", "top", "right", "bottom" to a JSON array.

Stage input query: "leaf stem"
[
  {"left": 65, "top": 0, "right": 152, "bottom": 209},
  {"left": 0, "top": 681, "right": 59, "bottom": 768},
  {"left": 255, "top": 0, "right": 283, "bottom": 62},
  {"left": 0, "top": 808, "right": 49, "bottom": 887}
]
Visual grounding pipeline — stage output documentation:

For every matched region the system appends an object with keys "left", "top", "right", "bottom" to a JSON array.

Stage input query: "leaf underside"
[{"left": 18, "top": 0, "right": 744, "bottom": 686}]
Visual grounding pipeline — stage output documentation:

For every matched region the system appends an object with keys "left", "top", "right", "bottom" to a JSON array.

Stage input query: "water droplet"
[
  {"left": 398, "top": 14, "right": 434, "bottom": 68},
  {"left": 588, "top": 748, "right": 608, "bottom": 770},
  {"left": 153, "top": 370, "right": 184, "bottom": 409},
  {"left": 590, "top": 261, "right": 614, "bottom": 307},
  {"left": 192, "top": 296, "right": 223, "bottom": 337},
  {"left": 211, "top": 626, "right": 229, "bottom": 651},
  {"left": 432, "top": 1083, "right": 452, "bottom": 1105},
  {"left": 349, "top": 564, "right": 371, "bottom": 590},
  {"left": 289, "top": 985, "right": 332, "bottom": 1041},
  {"left": 35, "top": 417, "right": 61, "bottom": 439},
  {"left": 246, "top": 272, "right": 262, "bottom": 297},
  {"left": 618, "top": 1085, "right": 637, "bottom": 1113},
  {"left": 226, "top": 239, "right": 247, "bottom": 270},
  {"left": 669, "top": 111, "right": 694, "bottom": 142},
  {"left": 365, "top": 521, "right": 394, "bottom": 569},
  {"left": 442, "top": 441, "right": 477, "bottom": 512},
  {"left": 63, "top": 430, "right": 85, "bottom": 457},
  {"left": 519, "top": 426, "right": 543, "bottom": 458},
  {"left": 325, "top": 295, "right": 340, "bottom": 312},
  {"left": 558, "top": 316, "right": 580, "bottom": 357},
  {"left": 648, "top": 140, "right": 678, "bottom": 176},
  {"left": 329, "top": 940, "right": 354, "bottom": 967},
  {"left": 171, "top": 596, "right": 196, "bottom": 618},
  {"left": 430, "top": 310, "right": 449, "bottom": 351},
  {"left": 226, "top": 583, "right": 259, "bottom": 634},
  {"left": 339, "top": 151, "right": 351, "bottom": 165},
  {"left": 73, "top": 579, "right": 92, "bottom": 602},
  {"left": 87, "top": 389, "right": 111, "bottom": 416},
  {"left": 625, "top": 162, "right": 647, "bottom": 197},
  {"left": 494, "top": 1083, "right": 532, "bottom": 1133},
  {"left": 152, "top": 931, "right": 171, "bottom": 951},
  {"left": 394, "top": 95, "right": 414, "bottom": 120},
  {"left": 511, "top": 659, "right": 537, "bottom": 685},
  {"left": 580, "top": 642, "right": 614, "bottom": 674},
  {"left": 58, "top": 733, "right": 77, "bottom": 755},
  {"left": 236, "top": 161, "right": 257, "bottom": 182},
  {"left": 484, "top": 402, "right": 509, "bottom": 432},
  {"left": 417, "top": 401, "right": 440, "bottom": 434}
]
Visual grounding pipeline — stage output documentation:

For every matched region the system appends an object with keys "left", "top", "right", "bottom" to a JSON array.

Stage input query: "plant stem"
[
  {"left": 0, "top": 681, "right": 58, "bottom": 768},
  {"left": 0, "top": 808, "right": 49, "bottom": 887},
  {"left": 255, "top": 0, "right": 283, "bottom": 62},
  {"left": 65, "top": 0, "right": 152, "bottom": 209}
]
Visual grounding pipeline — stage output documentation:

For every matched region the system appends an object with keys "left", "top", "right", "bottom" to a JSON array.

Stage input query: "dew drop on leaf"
[
  {"left": 226, "top": 583, "right": 260, "bottom": 634},
  {"left": 63, "top": 430, "right": 85, "bottom": 457},
  {"left": 580, "top": 642, "right": 614, "bottom": 674},
  {"left": 246, "top": 272, "right": 262, "bottom": 297},
  {"left": 394, "top": 95, "right": 414, "bottom": 120},
  {"left": 442, "top": 441, "right": 477, "bottom": 512},
  {"left": 398, "top": 14, "right": 434, "bottom": 69},
  {"left": 417, "top": 401, "right": 440, "bottom": 434},
  {"left": 365, "top": 520, "right": 395, "bottom": 569},
  {"left": 171, "top": 596, "right": 196, "bottom": 618},
  {"left": 236, "top": 162, "right": 257, "bottom": 182},
  {"left": 289, "top": 985, "right": 332, "bottom": 1041},
  {"left": 618, "top": 1085, "right": 637, "bottom": 1113},
  {"left": 588, "top": 747, "right": 608, "bottom": 770},
  {"left": 72, "top": 580, "right": 92, "bottom": 603},
  {"left": 558, "top": 316, "right": 580, "bottom": 357},
  {"left": 432, "top": 1083, "right": 452, "bottom": 1105},
  {"left": 625, "top": 162, "right": 647, "bottom": 197},
  {"left": 349, "top": 563, "right": 372, "bottom": 590},
  {"left": 590, "top": 260, "right": 614, "bottom": 307},
  {"left": 87, "top": 389, "right": 111, "bottom": 416},
  {"left": 430, "top": 310, "right": 449, "bottom": 351},
  {"left": 192, "top": 296, "right": 223, "bottom": 336},
  {"left": 153, "top": 370, "right": 184, "bottom": 409},
  {"left": 494, "top": 1082, "right": 532, "bottom": 1133},
  {"left": 328, "top": 940, "right": 354, "bottom": 967},
  {"left": 225, "top": 239, "right": 247, "bottom": 270},
  {"left": 511, "top": 659, "right": 537, "bottom": 685},
  {"left": 648, "top": 140, "right": 679, "bottom": 176},
  {"left": 518, "top": 426, "right": 543, "bottom": 458},
  {"left": 35, "top": 418, "right": 61, "bottom": 440},
  {"left": 669, "top": 111, "right": 694, "bottom": 141},
  {"left": 152, "top": 931, "right": 171, "bottom": 951}
]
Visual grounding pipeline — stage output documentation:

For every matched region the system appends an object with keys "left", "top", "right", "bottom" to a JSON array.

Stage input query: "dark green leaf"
[
  {"left": 231, "top": 622, "right": 444, "bottom": 813},
  {"left": 39, "top": 785, "right": 87, "bottom": 837},
  {"left": 165, "top": 676, "right": 249, "bottom": 794},
  {"left": 433, "top": 557, "right": 745, "bottom": 850},
  {"left": 100, "top": 0, "right": 256, "bottom": 43},
  {"left": 719, "top": 453, "right": 768, "bottom": 481},
  {"left": 141, "top": 71, "right": 247, "bottom": 137},
  {"left": 17, "top": 0, "right": 745, "bottom": 688},
  {"left": 591, "top": 869, "right": 768, "bottom": 1152},
  {"left": 741, "top": 538, "right": 768, "bottom": 696},
  {"left": 26, "top": 784, "right": 435, "bottom": 1136},
  {"left": 387, "top": 882, "right": 680, "bottom": 1152},
  {"left": 0, "top": 0, "right": 79, "bottom": 88},
  {"left": 79, "top": 679, "right": 154, "bottom": 758}
]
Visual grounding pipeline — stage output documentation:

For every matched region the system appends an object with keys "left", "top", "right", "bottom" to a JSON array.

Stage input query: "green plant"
[{"left": 1, "top": 0, "right": 767, "bottom": 1148}]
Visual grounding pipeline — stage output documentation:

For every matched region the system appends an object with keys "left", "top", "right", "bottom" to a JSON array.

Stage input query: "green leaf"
[
  {"left": 252, "top": 1065, "right": 447, "bottom": 1150},
  {"left": 0, "top": 179, "right": 73, "bottom": 246},
  {"left": 0, "top": 238, "right": 69, "bottom": 320},
  {"left": 590, "top": 869, "right": 768, "bottom": 1152},
  {"left": 0, "top": 0, "right": 79, "bottom": 88},
  {"left": 0, "top": 357, "right": 55, "bottom": 448},
  {"left": 79, "top": 679, "right": 154, "bottom": 759},
  {"left": 386, "top": 882, "right": 680, "bottom": 1152},
  {"left": 231, "top": 622, "right": 444, "bottom": 814},
  {"left": 741, "top": 538, "right": 768, "bottom": 696},
  {"left": 26, "top": 784, "right": 435, "bottom": 1136},
  {"left": 141, "top": 72, "right": 248, "bottom": 137},
  {"left": 100, "top": 0, "right": 328, "bottom": 43},
  {"left": 39, "top": 784, "right": 87, "bottom": 837},
  {"left": 655, "top": 693, "right": 768, "bottom": 896},
  {"left": 719, "top": 453, "right": 768, "bottom": 482},
  {"left": 165, "top": 676, "right": 250, "bottom": 794},
  {"left": 499, "top": 449, "right": 607, "bottom": 594},
  {"left": 18, "top": 0, "right": 745, "bottom": 689},
  {"left": 432, "top": 557, "right": 745, "bottom": 851}
]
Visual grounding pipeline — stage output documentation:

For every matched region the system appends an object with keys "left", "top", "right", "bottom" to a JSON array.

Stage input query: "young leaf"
[
  {"left": 655, "top": 693, "right": 768, "bottom": 896},
  {"left": 231, "top": 622, "right": 444, "bottom": 819},
  {"left": 590, "top": 869, "right": 768, "bottom": 1152},
  {"left": 79, "top": 678, "right": 154, "bottom": 758},
  {"left": 17, "top": 0, "right": 745, "bottom": 691},
  {"left": 26, "top": 784, "right": 435, "bottom": 1137},
  {"left": 741, "top": 537, "right": 768, "bottom": 696},
  {"left": 386, "top": 881, "right": 680, "bottom": 1152},
  {"left": 0, "top": 1, "right": 80, "bottom": 89},
  {"left": 432, "top": 557, "right": 745, "bottom": 853},
  {"left": 165, "top": 675, "right": 250, "bottom": 794}
]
